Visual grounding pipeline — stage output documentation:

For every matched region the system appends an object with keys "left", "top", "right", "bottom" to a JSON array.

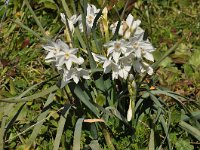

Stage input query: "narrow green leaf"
[
  {"left": 13, "top": 19, "right": 44, "bottom": 41},
  {"left": 149, "top": 129, "right": 155, "bottom": 150},
  {"left": 182, "top": 111, "right": 200, "bottom": 121},
  {"left": 53, "top": 104, "right": 71, "bottom": 150},
  {"left": 24, "top": 0, "right": 47, "bottom": 38},
  {"left": 0, "top": 116, "right": 6, "bottom": 150},
  {"left": 149, "top": 93, "right": 163, "bottom": 109},
  {"left": 179, "top": 121, "right": 200, "bottom": 141},
  {"left": 73, "top": 118, "right": 84, "bottom": 150},
  {"left": 0, "top": 85, "right": 59, "bottom": 103},
  {"left": 25, "top": 93, "right": 55, "bottom": 149},
  {"left": 5, "top": 103, "right": 26, "bottom": 135},
  {"left": 160, "top": 115, "right": 172, "bottom": 150},
  {"left": 73, "top": 84, "right": 99, "bottom": 117}
]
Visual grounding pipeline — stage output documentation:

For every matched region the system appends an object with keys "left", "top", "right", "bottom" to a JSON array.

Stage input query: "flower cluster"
[
  {"left": 43, "top": 39, "right": 90, "bottom": 87},
  {"left": 93, "top": 14, "right": 155, "bottom": 80},
  {"left": 42, "top": 4, "right": 155, "bottom": 86},
  {"left": 60, "top": 4, "right": 100, "bottom": 34}
]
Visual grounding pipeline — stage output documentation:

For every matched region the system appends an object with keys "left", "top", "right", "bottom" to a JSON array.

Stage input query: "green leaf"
[
  {"left": 160, "top": 115, "right": 172, "bottom": 150},
  {"left": 25, "top": 93, "right": 55, "bottom": 149},
  {"left": 149, "top": 129, "right": 155, "bottom": 150},
  {"left": 179, "top": 121, "right": 200, "bottom": 141},
  {"left": 0, "top": 85, "right": 59, "bottom": 103},
  {"left": 73, "top": 118, "right": 84, "bottom": 150},
  {"left": 53, "top": 104, "right": 71, "bottom": 150},
  {"left": 72, "top": 84, "right": 99, "bottom": 117}
]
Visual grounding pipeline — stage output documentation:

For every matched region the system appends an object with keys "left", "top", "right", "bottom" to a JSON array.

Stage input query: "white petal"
[
  {"left": 127, "top": 100, "right": 132, "bottom": 121},
  {"left": 143, "top": 52, "right": 154, "bottom": 62},
  {"left": 92, "top": 53, "right": 107, "bottom": 63},
  {"left": 45, "top": 52, "right": 55, "bottom": 59},
  {"left": 66, "top": 60, "right": 72, "bottom": 70},
  {"left": 60, "top": 13, "right": 66, "bottom": 25},
  {"left": 113, "top": 51, "right": 121, "bottom": 63},
  {"left": 123, "top": 29, "right": 131, "bottom": 39},
  {"left": 107, "top": 47, "right": 114, "bottom": 56},
  {"left": 126, "top": 14, "right": 134, "bottom": 27},
  {"left": 135, "top": 49, "right": 142, "bottom": 58},
  {"left": 103, "top": 60, "right": 112, "bottom": 73},
  {"left": 147, "top": 66, "right": 153, "bottom": 75},
  {"left": 73, "top": 76, "right": 79, "bottom": 84},
  {"left": 77, "top": 57, "right": 84, "bottom": 65},
  {"left": 57, "top": 39, "right": 69, "bottom": 50}
]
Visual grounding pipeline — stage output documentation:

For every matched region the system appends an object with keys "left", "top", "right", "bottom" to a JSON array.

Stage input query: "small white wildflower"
[
  {"left": 60, "top": 13, "right": 79, "bottom": 34},
  {"left": 42, "top": 41, "right": 61, "bottom": 63},
  {"left": 79, "top": 4, "right": 100, "bottom": 33},
  {"left": 133, "top": 59, "right": 153, "bottom": 75},
  {"left": 61, "top": 67, "right": 90, "bottom": 87},
  {"left": 110, "top": 14, "right": 141, "bottom": 39},
  {"left": 104, "top": 40, "right": 129, "bottom": 63},
  {"left": 55, "top": 40, "right": 84, "bottom": 70}
]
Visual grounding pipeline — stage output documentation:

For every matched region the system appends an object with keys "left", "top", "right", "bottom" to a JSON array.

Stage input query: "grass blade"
[
  {"left": 73, "top": 118, "right": 84, "bottom": 150},
  {"left": 179, "top": 121, "right": 200, "bottom": 141},
  {"left": 24, "top": 0, "right": 47, "bottom": 38},
  {"left": 53, "top": 104, "right": 71, "bottom": 150},
  {"left": 72, "top": 84, "right": 99, "bottom": 117},
  {"left": 149, "top": 129, "right": 155, "bottom": 150},
  {"left": 160, "top": 115, "right": 172, "bottom": 150},
  {"left": 25, "top": 93, "right": 55, "bottom": 149},
  {"left": 0, "top": 85, "right": 59, "bottom": 103}
]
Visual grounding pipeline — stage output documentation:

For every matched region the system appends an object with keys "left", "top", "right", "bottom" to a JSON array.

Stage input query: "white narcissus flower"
[
  {"left": 55, "top": 40, "right": 84, "bottom": 70},
  {"left": 102, "top": 59, "right": 120, "bottom": 80},
  {"left": 133, "top": 59, "right": 153, "bottom": 75},
  {"left": 61, "top": 68, "right": 90, "bottom": 87},
  {"left": 42, "top": 41, "right": 61, "bottom": 63},
  {"left": 79, "top": 4, "right": 100, "bottom": 33},
  {"left": 117, "top": 55, "right": 133, "bottom": 79},
  {"left": 104, "top": 40, "right": 129, "bottom": 63},
  {"left": 110, "top": 14, "right": 141, "bottom": 39},
  {"left": 92, "top": 52, "right": 107, "bottom": 64},
  {"left": 60, "top": 13, "right": 79, "bottom": 34}
]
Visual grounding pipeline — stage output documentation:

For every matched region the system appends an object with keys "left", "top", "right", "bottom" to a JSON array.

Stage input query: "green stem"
[
  {"left": 13, "top": 19, "right": 45, "bottom": 42},
  {"left": 24, "top": 0, "right": 48, "bottom": 39},
  {"left": 101, "top": 123, "right": 115, "bottom": 150}
]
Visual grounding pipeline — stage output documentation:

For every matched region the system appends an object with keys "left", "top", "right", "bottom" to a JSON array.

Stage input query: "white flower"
[
  {"left": 92, "top": 53, "right": 107, "bottom": 64},
  {"left": 133, "top": 59, "right": 153, "bottom": 75},
  {"left": 61, "top": 67, "right": 90, "bottom": 87},
  {"left": 102, "top": 56, "right": 132, "bottom": 80},
  {"left": 127, "top": 31, "right": 155, "bottom": 63},
  {"left": 102, "top": 59, "right": 119, "bottom": 79},
  {"left": 110, "top": 14, "right": 141, "bottom": 39},
  {"left": 117, "top": 55, "right": 133, "bottom": 79},
  {"left": 42, "top": 41, "right": 61, "bottom": 63},
  {"left": 104, "top": 40, "right": 129, "bottom": 63},
  {"left": 60, "top": 13, "right": 79, "bottom": 34},
  {"left": 79, "top": 4, "right": 100, "bottom": 33},
  {"left": 55, "top": 40, "right": 84, "bottom": 70}
]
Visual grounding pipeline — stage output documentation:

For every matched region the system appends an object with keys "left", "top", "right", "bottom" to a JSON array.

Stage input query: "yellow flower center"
[
  {"left": 65, "top": 52, "right": 70, "bottom": 59},
  {"left": 114, "top": 43, "right": 121, "bottom": 50},
  {"left": 87, "top": 15, "right": 94, "bottom": 24}
]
